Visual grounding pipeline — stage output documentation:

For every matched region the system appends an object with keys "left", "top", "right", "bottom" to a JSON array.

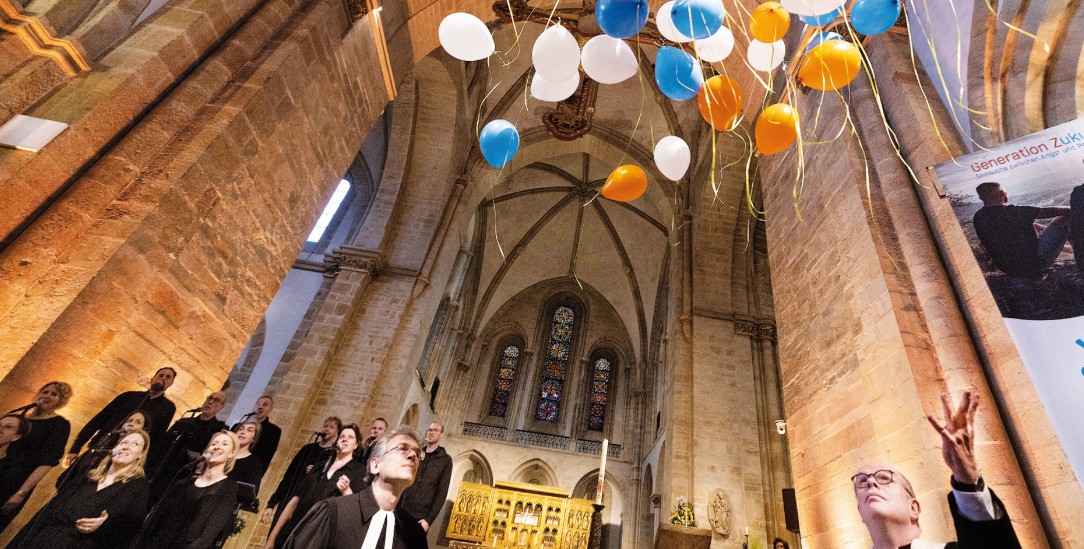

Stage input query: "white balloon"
[
  {"left": 655, "top": 1, "right": 694, "bottom": 43},
  {"left": 581, "top": 35, "right": 638, "bottom": 84},
  {"left": 653, "top": 136, "right": 691, "bottom": 181},
  {"left": 747, "top": 39, "right": 786, "bottom": 71},
  {"left": 693, "top": 26, "right": 734, "bottom": 63},
  {"left": 533, "top": 25, "right": 581, "bottom": 82},
  {"left": 438, "top": 13, "right": 495, "bottom": 61},
  {"left": 781, "top": 0, "right": 845, "bottom": 16},
  {"left": 531, "top": 72, "right": 581, "bottom": 102}
]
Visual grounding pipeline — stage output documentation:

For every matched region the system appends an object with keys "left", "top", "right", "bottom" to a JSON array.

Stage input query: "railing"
[
  {"left": 462, "top": 422, "right": 507, "bottom": 441},
  {"left": 514, "top": 430, "right": 571, "bottom": 450},
  {"left": 461, "top": 423, "right": 622, "bottom": 458},
  {"left": 575, "top": 439, "right": 622, "bottom": 458}
]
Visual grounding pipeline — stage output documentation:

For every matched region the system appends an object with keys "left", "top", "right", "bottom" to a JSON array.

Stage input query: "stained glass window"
[
  {"left": 488, "top": 344, "right": 522, "bottom": 417},
  {"left": 535, "top": 306, "right": 575, "bottom": 421},
  {"left": 587, "top": 357, "right": 611, "bottom": 431}
]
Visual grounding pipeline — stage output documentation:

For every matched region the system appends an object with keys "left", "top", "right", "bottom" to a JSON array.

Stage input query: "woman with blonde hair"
[
  {"left": 13, "top": 430, "right": 151, "bottom": 548},
  {"left": 135, "top": 430, "right": 240, "bottom": 549},
  {"left": 1, "top": 381, "right": 73, "bottom": 534}
]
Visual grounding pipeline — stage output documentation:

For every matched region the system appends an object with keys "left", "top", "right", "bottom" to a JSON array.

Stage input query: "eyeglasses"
[
  {"left": 385, "top": 443, "right": 425, "bottom": 461},
  {"left": 851, "top": 470, "right": 901, "bottom": 490}
]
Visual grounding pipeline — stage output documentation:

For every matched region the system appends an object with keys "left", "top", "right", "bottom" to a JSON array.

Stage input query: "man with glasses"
[
  {"left": 399, "top": 422, "right": 453, "bottom": 532},
  {"left": 284, "top": 425, "right": 428, "bottom": 548},
  {"left": 852, "top": 391, "right": 1019, "bottom": 548},
  {"left": 148, "top": 391, "right": 227, "bottom": 492}
]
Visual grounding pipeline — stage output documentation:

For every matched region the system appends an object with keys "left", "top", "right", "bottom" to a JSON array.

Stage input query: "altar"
[{"left": 446, "top": 480, "right": 596, "bottom": 548}]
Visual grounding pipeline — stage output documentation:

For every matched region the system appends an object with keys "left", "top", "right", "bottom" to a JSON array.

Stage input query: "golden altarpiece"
[{"left": 446, "top": 480, "right": 596, "bottom": 548}]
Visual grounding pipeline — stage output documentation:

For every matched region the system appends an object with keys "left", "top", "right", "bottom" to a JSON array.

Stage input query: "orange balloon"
[
  {"left": 755, "top": 104, "right": 800, "bottom": 155},
  {"left": 798, "top": 40, "right": 862, "bottom": 91},
  {"left": 601, "top": 165, "right": 648, "bottom": 202},
  {"left": 697, "top": 75, "right": 744, "bottom": 131},
  {"left": 749, "top": 2, "right": 791, "bottom": 43}
]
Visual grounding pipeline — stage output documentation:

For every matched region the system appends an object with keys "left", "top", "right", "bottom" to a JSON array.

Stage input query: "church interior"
[{"left": 1, "top": 0, "right": 1083, "bottom": 547}]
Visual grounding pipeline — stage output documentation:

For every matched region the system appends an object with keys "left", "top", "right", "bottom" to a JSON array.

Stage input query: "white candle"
[{"left": 596, "top": 439, "right": 608, "bottom": 504}]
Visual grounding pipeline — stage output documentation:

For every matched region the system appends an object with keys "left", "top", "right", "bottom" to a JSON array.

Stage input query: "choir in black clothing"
[
  {"left": 235, "top": 395, "right": 282, "bottom": 473},
  {"left": 66, "top": 367, "right": 177, "bottom": 467},
  {"left": 264, "top": 423, "right": 368, "bottom": 549},
  {"left": 13, "top": 430, "right": 151, "bottom": 549},
  {"left": 60, "top": 410, "right": 146, "bottom": 488},
  {"left": 228, "top": 419, "right": 267, "bottom": 495},
  {"left": 0, "top": 414, "right": 33, "bottom": 530},
  {"left": 1, "top": 381, "right": 72, "bottom": 535},
  {"left": 135, "top": 430, "right": 241, "bottom": 549},
  {"left": 2, "top": 377, "right": 434, "bottom": 549},
  {"left": 151, "top": 391, "right": 227, "bottom": 494},
  {"left": 262, "top": 416, "right": 342, "bottom": 529}
]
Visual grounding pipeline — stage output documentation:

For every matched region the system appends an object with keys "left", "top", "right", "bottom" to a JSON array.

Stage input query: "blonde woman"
[
  {"left": 14, "top": 430, "right": 150, "bottom": 549},
  {"left": 2, "top": 381, "right": 73, "bottom": 534},
  {"left": 135, "top": 430, "right": 240, "bottom": 549}
]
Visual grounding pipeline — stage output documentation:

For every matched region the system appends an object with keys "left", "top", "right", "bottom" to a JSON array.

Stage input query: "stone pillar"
[
  {"left": 759, "top": 32, "right": 1049, "bottom": 548},
  {"left": 259, "top": 247, "right": 382, "bottom": 492}
]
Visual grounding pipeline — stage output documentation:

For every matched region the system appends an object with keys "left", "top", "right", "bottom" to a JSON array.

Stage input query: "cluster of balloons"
[{"left": 440, "top": 0, "right": 902, "bottom": 192}]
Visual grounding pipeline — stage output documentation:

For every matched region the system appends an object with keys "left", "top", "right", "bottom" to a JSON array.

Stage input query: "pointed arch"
[{"left": 510, "top": 458, "right": 559, "bottom": 487}]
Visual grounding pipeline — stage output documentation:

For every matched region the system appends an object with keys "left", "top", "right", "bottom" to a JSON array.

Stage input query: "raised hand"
[
  {"left": 926, "top": 391, "right": 981, "bottom": 484},
  {"left": 75, "top": 510, "right": 108, "bottom": 533}
]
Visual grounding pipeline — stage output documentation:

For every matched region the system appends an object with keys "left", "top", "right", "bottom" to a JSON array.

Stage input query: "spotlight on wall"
[{"left": 775, "top": 419, "right": 787, "bottom": 435}]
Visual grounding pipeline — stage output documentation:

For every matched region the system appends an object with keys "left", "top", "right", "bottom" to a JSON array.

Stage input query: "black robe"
[
  {"left": 283, "top": 486, "right": 428, "bottom": 549},
  {"left": 134, "top": 476, "right": 238, "bottom": 549},
  {"left": 274, "top": 457, "right": 367, "bottom": 549},
  {"left": 945, "top": 489, "right": 1021, "bottom": 549},
  {"left": 12, "top": 475, "right": 149, "bottom": 549}
]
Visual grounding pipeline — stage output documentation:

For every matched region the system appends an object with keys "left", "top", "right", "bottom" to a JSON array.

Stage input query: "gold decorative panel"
[{"left": 447, "top": 481, "right": 595, "bottom": 548}]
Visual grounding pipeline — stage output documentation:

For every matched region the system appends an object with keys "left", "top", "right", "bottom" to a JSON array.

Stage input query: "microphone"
[
  {"left": 7, "top": 402, "right": 39, "bottom": 414},
  {"left": 184, "top": 406, "right": 202, "bottom": 413},
  {"left": 85, "top": 448, "right": 113, "bottom": 455}
]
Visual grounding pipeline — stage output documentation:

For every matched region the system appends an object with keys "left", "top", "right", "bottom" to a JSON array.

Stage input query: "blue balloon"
[
  {"left": 799, "top": 7, "right": 842, "bottom": 26},
  {"left": 596, "top": 0, "right": 649, "bottom": 39},
  {"left": 670, "top": 0, "right": 724, "bottom": 40},
  {"left": 479, "top": 120, "right": 520, "bottom": 169},
  {"left": 654, "top": 46, "right": 704, "bottom": 101},
  {"left": 805, "top": 31, "right": 844, "bottom": 51},
  {"left": 851, "top": 0, "right": 901, "bottom": 36}
]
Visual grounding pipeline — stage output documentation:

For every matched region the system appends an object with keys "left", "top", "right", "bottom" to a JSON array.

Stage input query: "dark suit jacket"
[{"left": 284, "top": 486, "right": 428, "bottom": 549}]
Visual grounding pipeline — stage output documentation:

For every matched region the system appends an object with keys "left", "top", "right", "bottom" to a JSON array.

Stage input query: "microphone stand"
[{"left": 136, "top": 452, "right": 208, "bottom": 545}]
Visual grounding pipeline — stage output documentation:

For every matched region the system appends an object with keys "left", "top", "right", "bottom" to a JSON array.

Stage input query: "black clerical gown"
[
  {"left": 885, "top": 489, "right": 1020, "bottom": 549},
  {"left": 14, "top": 476, "right": 149, "bottom": 549},
  {"left": 283, "top": 486, "right": 428, "bottom": 549},
  {"left": 947, "top": 489, "right": 1020, "bottom": 548}
]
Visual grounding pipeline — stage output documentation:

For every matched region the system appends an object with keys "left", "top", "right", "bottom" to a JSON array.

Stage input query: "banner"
[{"left": 934, "top": 117, "right": 1084, "bottom": 485}]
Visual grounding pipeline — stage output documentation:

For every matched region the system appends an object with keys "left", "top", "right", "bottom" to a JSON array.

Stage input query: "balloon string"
[{"left": 905, "top": 0, "right": 992, "bottom": 158}]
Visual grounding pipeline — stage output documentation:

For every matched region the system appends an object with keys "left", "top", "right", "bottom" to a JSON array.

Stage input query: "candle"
[
  {"left": 745, "top": 527, "right": 749, "bottom": 536},
  {"left": 596, "top": 439, "right": 608, "bottom": 504}
]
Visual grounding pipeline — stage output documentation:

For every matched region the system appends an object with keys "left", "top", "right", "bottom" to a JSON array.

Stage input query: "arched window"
[
  {"left": 488, "top": 343, "right": 522, "bottom": 417},
  {"left": 587, "top": 356, "right": 612, "bottom": 431},
  {"left": 535, "top": 306, "right": 575, "bottom": 422}
]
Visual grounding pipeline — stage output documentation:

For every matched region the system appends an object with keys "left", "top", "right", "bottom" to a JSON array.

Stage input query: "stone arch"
[
  {"left": 452, "top": 449, "right": 494, "bottom": 487},
  {"left": 509, "top": 458, "right": 558, "bottom": 487},
  {"left": 640, "top": 465, "right": 656, "bottom": 548},
  {"left": 572, "top": 470, "right": 625, "bottom": 549}
]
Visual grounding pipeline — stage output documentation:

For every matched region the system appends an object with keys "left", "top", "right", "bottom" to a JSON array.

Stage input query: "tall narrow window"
[
  {"left": 306, "top": 179, "right": 351, "bottom": 242},
  {"left": 488, "top": 344, "right": 522, "bottom": 417},
  {"left": 587, "top": 356, "right": 612, "bottom": 431},
  {"left": 535, "top": 306, "right": 575, "bottom": 421}
]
